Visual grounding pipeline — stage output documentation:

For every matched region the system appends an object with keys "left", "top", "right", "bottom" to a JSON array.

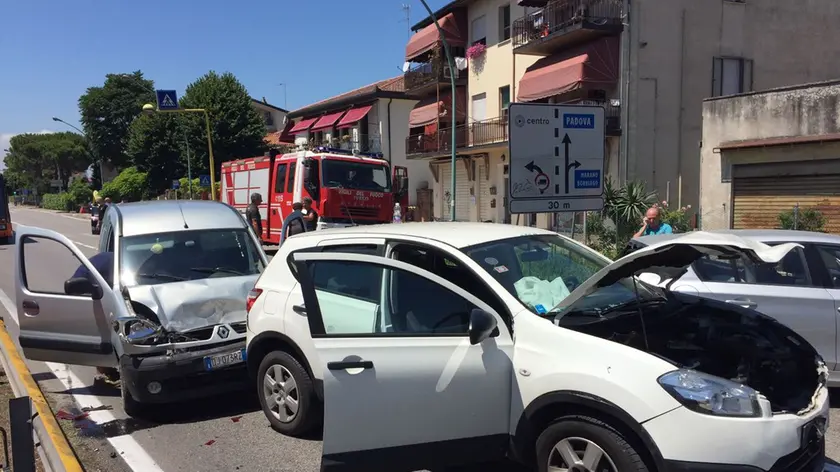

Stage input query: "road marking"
[
  {"left": 44, "top": 363, "right": 164, "bottom": 472},
  {"left": 11, "top": 209, "right": 86, "bottom": 222},
  {"left": 72, "top": 241, "right": 97, "bottom": 250},
  {"left": 0, "top": 289, "right": 17, "bottom": 325},
  {"left": 0, "top": 291, "right": 163, "bottom": 472}
]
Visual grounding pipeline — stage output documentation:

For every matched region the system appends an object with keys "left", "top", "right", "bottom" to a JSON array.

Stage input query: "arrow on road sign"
[
  {"left": 525, "top": 161, "right": 544, "bottom": 174},
  {"left": 562, "top": 134, "right": 581, "bottom": 194}
]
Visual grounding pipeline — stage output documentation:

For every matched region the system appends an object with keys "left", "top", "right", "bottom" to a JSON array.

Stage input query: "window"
[
  {"left": 308, "top": 260, "right": 475, "bottom": 335},
  {"left": 694, "top": 247, "right": 812, "bottom": 287},
  {"left": 499, "top": 86, "right": 511, "bottom": 119},
  {"left": 471, "top": 93, "right": 487, "bottom": 122},
  {"left": 815, "top": 245, "right": 840, "bottom": 288},
  {"left": 274, "top": 163, "right": 288, "bottom": 193},
  {"left": 119, "top": 229, "right": 264, "bottom": 287},
  {"left": 264, "top": 111, "right": 274, "bottom": 126},
  {"left": 712, "top": 57, "right": 753, "bottom": 97},
  {"left": 471, "top": 15, "right": 487, "bottom": 45},
  {"left": 286, "top": 161, "right": 297, "bottom": 193},
  {"left": 499, "top": 5, "right": 511, "bottom": 42}
]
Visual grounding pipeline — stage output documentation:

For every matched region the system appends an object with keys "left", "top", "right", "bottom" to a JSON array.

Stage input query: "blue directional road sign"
[
  {"left": 172, "top": 180, "right": 180, "bottom": 190},
  {"left": 199, "top": 175, "right": 211, "bottom": 187},
  {"left": 156, "top": 90, "right": 179, "bottom": 111}
]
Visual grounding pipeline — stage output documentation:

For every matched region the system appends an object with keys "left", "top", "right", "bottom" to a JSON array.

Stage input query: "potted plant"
[{"left": 466, "top": 43, "right": 487, "bottom": 60}]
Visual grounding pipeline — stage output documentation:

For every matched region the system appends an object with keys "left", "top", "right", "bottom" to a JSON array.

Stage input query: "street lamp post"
[
  {"left": 142, "top": 104, "right": 217, "bottom": 201},
  {"left": 51, "top": 117, "right": 104, "bottom": 189},
  {"left": 418, "top": 0, "right": 458, "bottom": 221}
]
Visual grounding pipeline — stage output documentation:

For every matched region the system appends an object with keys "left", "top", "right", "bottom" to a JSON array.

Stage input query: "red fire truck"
[{"left": 221, "top": 147, "right": 408, "bottom": 245}]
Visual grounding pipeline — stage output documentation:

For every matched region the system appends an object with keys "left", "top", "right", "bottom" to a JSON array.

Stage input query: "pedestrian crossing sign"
[{"left": 155, "top": 90, "right": 179, "bottom": 111}]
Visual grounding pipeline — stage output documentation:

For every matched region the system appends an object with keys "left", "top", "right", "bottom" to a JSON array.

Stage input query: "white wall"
[{"left": 378, "top": 98, "right": 432, "bottom": 206}]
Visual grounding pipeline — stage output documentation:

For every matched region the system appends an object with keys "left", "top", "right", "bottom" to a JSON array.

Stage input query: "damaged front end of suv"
[{"left": 554, "top": 232, "right": 827, "bottom": 417}]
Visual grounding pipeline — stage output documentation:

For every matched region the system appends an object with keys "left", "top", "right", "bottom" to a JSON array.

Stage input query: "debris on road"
[
  {"left": 204, "top": 439, "right": 216, "bottom": 446},
  {"left": 230, "top": 415, "right": 243, "bottom": 423}
]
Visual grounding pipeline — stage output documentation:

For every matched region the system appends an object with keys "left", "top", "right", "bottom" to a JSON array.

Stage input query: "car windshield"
[
  {"left": 322, "top": 159, "right": 390, "bottom": 192},
  {"left": 464, "top": 234, "right": 661, "bottom": 317},
  {"left": 119, "top": 228, "right": 264, "bottom": 287}
]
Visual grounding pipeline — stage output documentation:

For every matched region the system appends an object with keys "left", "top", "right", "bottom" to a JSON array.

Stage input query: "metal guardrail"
[
  {"left": 512, "top": 0, "right": 623, "bottom": 49},
  {"left": 406, "top": 117, "right": 509, "bottom": 156}
]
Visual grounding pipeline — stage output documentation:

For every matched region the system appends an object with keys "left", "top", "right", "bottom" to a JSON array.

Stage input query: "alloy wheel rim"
[
  {"left": 263, "top": 364, "right": 300, "bottom": 423},
  {"left": 546, "top": 436, "right": 618, "bottom": 472}
]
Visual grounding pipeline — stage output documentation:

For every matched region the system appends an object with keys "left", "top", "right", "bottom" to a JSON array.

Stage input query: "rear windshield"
[{"left": 119, "top": 229, "right": 264, "bottom": 287}]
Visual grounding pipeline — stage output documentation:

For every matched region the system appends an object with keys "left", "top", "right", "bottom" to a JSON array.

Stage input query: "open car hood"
[
  {"left": 126, "top": 275, "right": 259, "bottom": 332},
  {"left": 555, "top": 231, "right": 801, "bottom": 312}
]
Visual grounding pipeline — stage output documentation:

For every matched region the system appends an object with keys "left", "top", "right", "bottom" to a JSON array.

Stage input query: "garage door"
[
  {"left": 439, "top": 162, "right": 472, "bottom": 221},
  {"left": 732, "top": 171, "right": 840, "bottom": 233}
]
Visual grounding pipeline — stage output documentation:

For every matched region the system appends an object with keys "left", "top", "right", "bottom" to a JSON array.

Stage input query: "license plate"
[
  {"left": 204, "top": 349, "right": 246, "bottom": 371},
  {"left": 0, "top": 225, "right": 6, "bottom": 230}
]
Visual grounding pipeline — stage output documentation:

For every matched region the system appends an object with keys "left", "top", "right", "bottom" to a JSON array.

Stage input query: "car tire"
[
  {"left": 535, "top": 415, "right": 649, "bottom": 472},
  {"left": 120, "top": 376, "right": 148, "bottom": 419},
  {"left": 257, "top": 350, "right": 321, "bottom": 437}
]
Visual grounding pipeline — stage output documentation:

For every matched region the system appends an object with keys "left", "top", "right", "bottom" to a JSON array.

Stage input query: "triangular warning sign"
[{"left": 160, "top": 94, "right": 176, "bottom": 108}]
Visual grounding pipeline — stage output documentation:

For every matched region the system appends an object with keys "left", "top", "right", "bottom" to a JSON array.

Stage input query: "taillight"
[{"left": 246, "top": 288, "right": 263, "bottom": 313}]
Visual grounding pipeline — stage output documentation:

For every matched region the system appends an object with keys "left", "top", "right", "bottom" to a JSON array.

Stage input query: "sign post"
[{"left": 508, "top": 103, "right": 605, "bottom": 214}]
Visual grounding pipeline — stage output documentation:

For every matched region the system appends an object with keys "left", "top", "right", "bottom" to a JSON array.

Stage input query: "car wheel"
[
  {"left": 257, "top": 351, "right": 321, "bottom": 437},
  {"left": 535, "top": 415, "right": 648, "bottom": 472},
  {"left": 120, "top": 376, "right": 148, "bottom": 419}
]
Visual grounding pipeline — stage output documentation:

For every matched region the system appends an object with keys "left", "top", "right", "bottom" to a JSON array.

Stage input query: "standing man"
[
  {"left": 301, "top": 197, "right": 319, "bottom": 232},
  {"left": 96, "top": 198, "right": 111, "bottom": 232},
  {"left": 634, "top": 206, "right": 673, "bottom": 238},
  {"left": 246, "top": 192, "right": 263, "bottom": 240},
  {"left": 280, "top": 202, "right": 306, "bottom": 243}
]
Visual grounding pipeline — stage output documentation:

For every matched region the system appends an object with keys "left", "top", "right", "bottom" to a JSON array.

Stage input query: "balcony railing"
[
  {"left": 512, "top": 0, "right": 623, "bottom": 54},
  {"left": 604, "top": 103, "right": 620, "bottom": 136},
  {"left": 313, "top": 134, "right": 382, "bottom": 154},
  {"left": 404, "top": 60, "right": 464, "bottom": 94},
  {"left": 406, "top": 117, "right": 509, "bottom": 157}
]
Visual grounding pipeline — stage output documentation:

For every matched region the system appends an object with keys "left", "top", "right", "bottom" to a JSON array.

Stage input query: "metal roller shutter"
[
  {"left": 438, "top": 162, "right": 472, "bottom": 221},
  {"left": 440, "top": 164, "right": 452, "bottom": 221},
  {"left": 732, "top": 173, "right": 840, "bottom": 233}
]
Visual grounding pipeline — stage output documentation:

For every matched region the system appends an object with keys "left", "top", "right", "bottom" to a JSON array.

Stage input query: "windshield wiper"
[
  {"left": 598, "top": 297, "right": 667, "bottom": 316},
  {"left": 137, "top": 273, "right": 187, "bottom": 281},
  {"left": 189, "top": 267, "right": 246, "bottom": 275}
]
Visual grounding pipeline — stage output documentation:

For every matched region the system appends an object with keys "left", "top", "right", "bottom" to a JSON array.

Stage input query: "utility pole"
[
  {"left": 277, "top": 83, "right": 288, "bottom": 109},
  {"left": 618, "top": 0, "right": 631, "bottom": 184},
  {"left": 401, "top": 4, "right": 411, "bottom": 41}
]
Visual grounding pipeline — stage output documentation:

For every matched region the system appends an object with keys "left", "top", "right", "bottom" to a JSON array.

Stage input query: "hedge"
[{"left": 41, "top": 193, "right": 75, "bottom": 211}]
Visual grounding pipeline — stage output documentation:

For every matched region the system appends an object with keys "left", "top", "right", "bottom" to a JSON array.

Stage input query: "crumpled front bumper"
[{"left": 120, "top": 340, "right": 248, "bottom": 404}]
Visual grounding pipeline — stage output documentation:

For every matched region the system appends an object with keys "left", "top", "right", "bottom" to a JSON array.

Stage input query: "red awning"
[
  {"left": 289, "top": 117, "right": 319, "bottom": 134},
  {"left": 337, "top": 105, "right": 373, "bottom": 129},
  {"left": 405, "top": 12, "right": 467, "bottom": 61},
  {"left": 517, "top": 37, "right": 620, "bottom": 102},
  {"left": 409, "top": 89, "right": 467, "bottom": 127},
  {"left": 310, "top": 111, "right": 346, "bottom": 132}
]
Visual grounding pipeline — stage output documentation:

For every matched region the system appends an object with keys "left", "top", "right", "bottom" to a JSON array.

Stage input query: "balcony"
[
  {"left": 313, "top": 134, "right": 382, "bottom": 154},
  {"left": 406, "top": 117, "right": 509, "bottom": 158},
  {"left": 404, "top": 59, "right": 466, "bottom": 97},
  {"left": 512, "top": 0, "right": 623, "bottom": 55}
]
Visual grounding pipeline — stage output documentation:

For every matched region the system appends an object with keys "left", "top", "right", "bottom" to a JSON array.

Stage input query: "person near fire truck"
[
  {"left": 246, "top": 192, "right": 263, "bottom": 238},
  {"left": 301, "top": 196, "right": 318, "bottom": 232}
]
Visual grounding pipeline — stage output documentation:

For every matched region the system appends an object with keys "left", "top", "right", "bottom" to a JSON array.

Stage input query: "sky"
[{"left": 0, "top": 0, "right": 449, "bottom": 169}]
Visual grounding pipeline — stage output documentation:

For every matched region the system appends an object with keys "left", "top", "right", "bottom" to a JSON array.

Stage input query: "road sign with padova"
[
  {"left": 508, "top": 103, "right": 605, "bottom": 214},
  {"left": 156, "top": 90, "right": 179, "bottom": 111}
]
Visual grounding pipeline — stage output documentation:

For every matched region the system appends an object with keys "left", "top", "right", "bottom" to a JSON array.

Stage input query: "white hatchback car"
[{"left": 245, "top": 223, "right": 828, "bottom": 472}]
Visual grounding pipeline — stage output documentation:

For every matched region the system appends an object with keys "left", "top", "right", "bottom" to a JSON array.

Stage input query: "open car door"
[
  {"left": 15, "top": 226, "right": 120, "bottom": 367},
  {"left": 289, "top": 251, "right": 513, "bottom": 471}
]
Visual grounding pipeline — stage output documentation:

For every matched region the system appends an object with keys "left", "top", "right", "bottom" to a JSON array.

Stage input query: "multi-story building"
[
  {"left": 405, "top": 0, "right": 840, "bottom": 225},
  {"left": 284, "top": 77, "right": 435, "bottom": 210},
  {"left": 250, "top": 97, "right": 292, "bottom": 148}
]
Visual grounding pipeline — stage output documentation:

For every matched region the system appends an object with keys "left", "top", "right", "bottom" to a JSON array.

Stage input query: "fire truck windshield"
[{"left": 322, "top": 159, "right": 391, "bottom": 192}]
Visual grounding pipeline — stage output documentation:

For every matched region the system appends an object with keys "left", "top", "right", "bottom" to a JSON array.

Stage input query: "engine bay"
[{"left": 562, "top": 296, "right": 821, "bottom": 413}]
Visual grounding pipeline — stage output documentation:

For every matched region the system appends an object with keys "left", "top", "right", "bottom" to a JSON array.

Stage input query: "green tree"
[
  {"left": 180, "top": 71, "right": 267, "bottom": 177},
  {"left": 100, "top": 167, "right": 148, "bottom": 202},
  {"left": 78, "top": 71, "right": 155, "bottom": 172},
  {"left": 3, "top": 133, "right": 90, "bottom": 195},
  {"left": 126, "top": 113, "right": 185, "bottom": 195},
  {"left": 40, "top": 132, "right": 91, "bottom": 189}
]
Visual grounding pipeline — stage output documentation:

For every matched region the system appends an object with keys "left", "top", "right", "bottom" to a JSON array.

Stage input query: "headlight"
[{"left": 658, "top": 369, "right": 761, "bottom": 418}]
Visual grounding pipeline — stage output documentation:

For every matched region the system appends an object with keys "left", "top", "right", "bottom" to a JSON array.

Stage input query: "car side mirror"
[
  {"left": 64, "top": 277, "right": 103, "bottom": 300},
  {"left": 468, "top": 308, "right": 499, "bottom": 345}
]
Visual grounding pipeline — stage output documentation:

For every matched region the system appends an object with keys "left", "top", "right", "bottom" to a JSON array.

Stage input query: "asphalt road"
[{"left": 4, "top": 206, "right": 840, "bottom": 472}]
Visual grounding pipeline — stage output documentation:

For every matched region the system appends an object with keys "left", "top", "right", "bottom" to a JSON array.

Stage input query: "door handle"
[
  {"left": 21, "top": 300, "right": 39, "bottom": 316},
  {"left": 327, "top": 360, "right": 374, "bottom": 371},
  {"left": 292, "top": 304, "right": 307, "bottom": 315},
  {"left": 726, "top": 299, "right": 757, "bottom": 309}
]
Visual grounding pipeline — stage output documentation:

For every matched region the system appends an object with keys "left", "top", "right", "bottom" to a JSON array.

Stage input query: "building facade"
[
  {"left": 284, "top": 78, "right": 434, "bottom": 209},
  {"left": 402, "top": 0, "right": 840, "bottom": 225},
  {"left": 700, "top": 80, "right": 840, "bottom": 234},
  {"left": 250, "top": 98, "right": 291, "bottom": 148}
]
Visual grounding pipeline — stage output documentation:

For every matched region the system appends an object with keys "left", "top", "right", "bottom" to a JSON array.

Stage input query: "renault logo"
[{"left": 218, "top": 326, "right": 230, "bottom": 339}]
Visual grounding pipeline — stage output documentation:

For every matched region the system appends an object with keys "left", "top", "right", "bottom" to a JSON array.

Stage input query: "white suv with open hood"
[
  {"left": 245, "top": 223, "right": 828, "bottom": 472},
  {"left": 15, "top": 200, "right": 268, "bottom": 416}
]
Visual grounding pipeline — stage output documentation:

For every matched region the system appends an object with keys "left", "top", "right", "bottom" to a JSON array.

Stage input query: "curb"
[{"left": 0, "top": 319, "right": 83, "bottom": 472}]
